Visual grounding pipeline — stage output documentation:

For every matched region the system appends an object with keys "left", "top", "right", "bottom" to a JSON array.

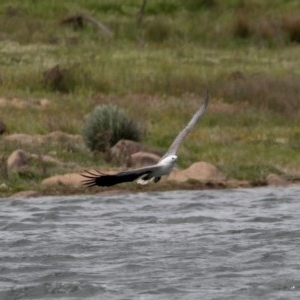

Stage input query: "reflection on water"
[{"left": 1, "top": 187, "right": 300, "bottom": 299}]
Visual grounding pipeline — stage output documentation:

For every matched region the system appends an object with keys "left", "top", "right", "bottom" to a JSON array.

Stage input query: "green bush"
[{"left": 82, "top": 104, "right": 141, "bottom": 152}]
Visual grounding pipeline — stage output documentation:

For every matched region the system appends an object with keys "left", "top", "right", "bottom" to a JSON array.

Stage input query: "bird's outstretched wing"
[
  {"left": 82, "top": 90, "right": 209, "bottom": 188},
  {"left": 160, "top": 90, "right": 209, "bottom": 160},
  {"left": 81, "top": 165, "right": 159, "bottom": 187}
]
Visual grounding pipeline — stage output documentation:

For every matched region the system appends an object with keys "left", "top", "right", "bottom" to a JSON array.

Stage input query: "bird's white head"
[
  {"left": 160, "top": 155, "right": 178, "bottom": 165},
  {"left": 170, "top": 155, "right": 178, "bottom": 162}
]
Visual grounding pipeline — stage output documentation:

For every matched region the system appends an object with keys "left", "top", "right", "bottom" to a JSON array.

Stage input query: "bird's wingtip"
[{"left": 80, "top": 169, "right": 105, "bottom": 188}]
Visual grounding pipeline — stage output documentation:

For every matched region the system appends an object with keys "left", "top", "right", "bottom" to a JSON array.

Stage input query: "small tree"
[{"left": 82, "top": 104, "right": 141, "bottom": 152}]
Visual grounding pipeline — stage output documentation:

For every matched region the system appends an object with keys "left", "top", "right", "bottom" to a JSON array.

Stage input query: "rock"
[
  {"left": 266, "top": 173, "right": 287, "bottom": 186},
  {"left": 46, "top": 131, "right": 83, "bottom": 144},
  {"left": 0, "top": 96, "right": 50, "bottom": 110},
  {"left": 127, "top": 151, "right": 160, "bottom": 168},
  {"left": 11, "top": 98, "right": 27, "bottom": 109},
  {"left": 4, "top": 131, "right": 83, "bottom": 145},
  {"left": 0, "top": 98, "right": 8, "bottom": 106},
  {"left": 0, "top": 98, "right": 9, "bottom": 107},
  {"left": 30, "top": 154, "right": 63, "bottom": 165},
  {"left": 41, "top": 173, "right": 83, "bottom": 187},
  {"left": 166, "top": 169, "right": 187, "bottom": 183},
  {"left": 7, "top": 149, "right": 73, "bottom": 174},
  {"left": 10, "top": 190, "right": 40, "bottom": 198},
  {"left": 226, "top": 179, "right": 251, "bottom": 188},
  {"left": 0, "top": 118, "right": 6, "bottom": 134},
  {"left": 7, "top": 149, "right": 31, "bottom": 170},
  {"left": 0, "top": 183, "right": 8, "bottom": 191},
  {"left": 168, "top": 161, "right": 225, "bottom": 183},
  {"left": 0, "top": 97, "right": 28, "bottom": 109},
  {"left": 39, "top": 98, "right": 51, "bottom": 108},
  {"left": 3, "top": 133, "right": 40, "bottom": 145},
  {"left": 110, "top": 139, "right": 162, "bottom": 164}
]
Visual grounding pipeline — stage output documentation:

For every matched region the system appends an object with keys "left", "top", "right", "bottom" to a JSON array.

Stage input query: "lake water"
[{"left": 1, "top": 187, "right": 300, "bottom": 300}]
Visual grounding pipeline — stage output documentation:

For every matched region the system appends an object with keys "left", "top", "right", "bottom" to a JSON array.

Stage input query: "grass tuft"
[{"left": 82, "top": 104, "right": 142, "bottom": 152}]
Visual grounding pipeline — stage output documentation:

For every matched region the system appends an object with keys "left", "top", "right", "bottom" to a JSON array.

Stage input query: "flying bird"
[{"left": 82, "top": 91, "right": 209, "bottom": 188}]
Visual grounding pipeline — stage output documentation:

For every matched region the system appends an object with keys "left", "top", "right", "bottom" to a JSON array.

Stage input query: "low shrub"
[{"left": 82, "top": 104, "right": 141, "bottom": 152}]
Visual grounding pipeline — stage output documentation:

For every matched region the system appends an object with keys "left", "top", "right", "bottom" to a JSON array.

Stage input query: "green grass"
[{"left": 1, "top": 0, "right": 300, "bottom": 195}]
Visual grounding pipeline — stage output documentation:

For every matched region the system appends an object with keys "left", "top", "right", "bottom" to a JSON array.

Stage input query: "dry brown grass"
[
  {"left": 213, "top": 72, "right": 300, "bottom": 118},
  {"left": 232, "top": 10, "right": 300, "bottom": 46}
]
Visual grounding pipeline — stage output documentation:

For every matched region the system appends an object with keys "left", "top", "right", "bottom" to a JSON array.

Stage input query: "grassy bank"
[{"left": 1, "top": 0, "right": 300, "bottom": 195}]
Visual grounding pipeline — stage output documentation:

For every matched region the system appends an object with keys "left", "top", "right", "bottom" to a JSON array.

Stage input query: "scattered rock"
[
  {"left": 4, "top": 133, "right": 40, "bottom": 144},
  {"left": 127, "top": 151, "right": 160, "bottom": 168},
  {"left": 30, "top": 154, "right": 63, "bottom": 165},
  {"left": 10, "top": 190, "right": 40, "bottom": 198},
  {"left": 110, "top": 139, "right": 162, "bottom": 164},
  {"left": 0, "top": 183, "right": 8, "bottom": 191},
  {"left": 4, "top": 131, "right": 83, "bottom": 145},
  {"left": 186, "top": 162, "right": 225, "bottom": 182},
  {"left": 11, "top": 98, "right": 27, "bottom": 109},
  {"left": 7, "top": 149, "right": 31, "bottom": 171},
  {"left": 41, "top": 173, "right": 83, "bottom": 187},
  {"left": 0, "top": 97, "right": 51, "bottom": 109},
  {"left": 0, "top": 118, "right": 6, "bottom": 134},
  {"left": 0, "top": 98, "right": 8, "bottom": 106},
  {"left": 45, "top": 131, "right": 83, "bottom": 144},
  {"left": 168, "top": 161, "right": 225, "bottom": 183},
  {"left": 226, "top": 179, "right": 251, "bottom": 188},
  {"left": 6, "top": 148, "right": 74, "bottom": 174},
  {"left": 39, "top": 98, "right": 51, "bottom": 108},
  {"left": 266, "top": 173, "right": 287, "bottom": 186}
]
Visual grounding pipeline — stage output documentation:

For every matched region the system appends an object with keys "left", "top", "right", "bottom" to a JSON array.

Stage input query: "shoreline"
[{"left": 2, "top": 175, "right": 296, "bottom": 199}]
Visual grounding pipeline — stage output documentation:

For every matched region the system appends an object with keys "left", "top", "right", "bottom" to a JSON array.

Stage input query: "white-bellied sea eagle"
[{"left": 82, "top": 91, "right": 209, "bottom": 187}]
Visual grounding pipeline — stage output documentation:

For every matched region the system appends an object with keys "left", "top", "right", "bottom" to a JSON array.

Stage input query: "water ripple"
[{"left": 1, "top": 187, "right": 300, "bottom": 299}]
